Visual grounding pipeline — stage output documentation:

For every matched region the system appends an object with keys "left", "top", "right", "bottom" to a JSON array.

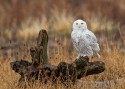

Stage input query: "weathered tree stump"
[{"left": 10, "top": 29, "right": 105, "bottom": 84}]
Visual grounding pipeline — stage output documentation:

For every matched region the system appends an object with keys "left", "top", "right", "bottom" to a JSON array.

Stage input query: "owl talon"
[{"left": 76, "top": 54, "right": 87, "bottom": 60}]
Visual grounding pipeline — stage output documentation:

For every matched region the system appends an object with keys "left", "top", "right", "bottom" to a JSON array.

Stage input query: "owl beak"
[{"left": 79, "top": 26, "right": 81, "bottom": 28}]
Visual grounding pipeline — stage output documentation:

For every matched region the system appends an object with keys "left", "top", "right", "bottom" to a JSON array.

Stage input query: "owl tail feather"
[{"left": 93, "top": 52, "right": 100, "bottom": 58}]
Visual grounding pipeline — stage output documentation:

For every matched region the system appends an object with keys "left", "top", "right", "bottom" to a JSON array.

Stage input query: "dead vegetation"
[{"left": 0, "top": 0, "right": 125, "bottom": 89}]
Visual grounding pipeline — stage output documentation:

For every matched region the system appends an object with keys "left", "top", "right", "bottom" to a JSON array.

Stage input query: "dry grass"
[
  {"left": 0, "top": 25, "right": 125, "bottom": 89},
  {"left": 0, "top": 43, "right": 125, "bottom": 89},
  {"left": 0, "top": 0, "right": 125, "bottom": 89}
]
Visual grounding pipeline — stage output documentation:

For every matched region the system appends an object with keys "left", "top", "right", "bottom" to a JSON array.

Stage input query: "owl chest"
[{"left": 72, "top": 33, "right": 83, "bottom": 46}]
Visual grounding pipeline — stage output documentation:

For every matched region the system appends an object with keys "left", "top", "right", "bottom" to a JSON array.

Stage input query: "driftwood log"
[{"left": 10, "top": 29, "right": 105, "bottom": 84}]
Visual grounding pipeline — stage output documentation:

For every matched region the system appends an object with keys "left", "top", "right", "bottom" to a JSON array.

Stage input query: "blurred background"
[
  {"left": 0, "top": 1, "right": 125, "bottom": 89},
  {"left": 0, "top": 0, "right": 125, "bottom": 61}
]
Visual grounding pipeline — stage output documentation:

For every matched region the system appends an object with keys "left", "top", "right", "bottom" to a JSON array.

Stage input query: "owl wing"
[
  {"left": 85, "top": 30, "right": 100, "bottom": 52},
  {"left": 79, "top": 36, "right": 93, "bottom": 57}
]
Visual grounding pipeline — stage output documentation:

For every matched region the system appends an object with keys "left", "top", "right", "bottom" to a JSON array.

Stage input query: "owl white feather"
[{"left": 71, "top": 19, "right": 100, "bottom": 59}]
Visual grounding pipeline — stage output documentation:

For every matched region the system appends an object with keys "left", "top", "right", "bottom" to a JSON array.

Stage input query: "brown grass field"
[{"left": 0, "top": 0, "right": 125, "bottom": 89}]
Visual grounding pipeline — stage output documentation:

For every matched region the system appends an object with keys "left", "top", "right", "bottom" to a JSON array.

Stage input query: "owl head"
[{"left": 73, "top": 19, "right": 87, "bottom": 31}]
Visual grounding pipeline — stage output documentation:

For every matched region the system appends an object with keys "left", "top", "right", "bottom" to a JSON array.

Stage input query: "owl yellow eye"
[
  {"left": 76, "top": 23, "right": 78, "bottom": 25},
  {"left": 81, "top": 23, "right": 84, "bottom": 24}
]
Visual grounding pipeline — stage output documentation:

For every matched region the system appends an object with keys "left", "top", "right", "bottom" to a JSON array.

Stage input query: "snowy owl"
[{"left": 71, "top": 19, "right": 100, "bottom": 59}]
